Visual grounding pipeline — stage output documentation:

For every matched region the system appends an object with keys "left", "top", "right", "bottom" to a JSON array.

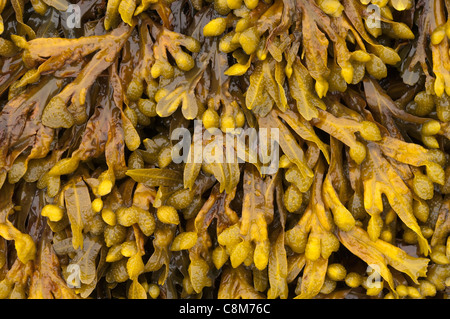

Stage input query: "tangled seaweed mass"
[{"left": 0, "top": 0, "right": 450, "bottom": 300}]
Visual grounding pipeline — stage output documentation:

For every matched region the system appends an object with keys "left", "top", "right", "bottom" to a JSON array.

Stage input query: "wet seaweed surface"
[{"left": 0, "top": 0, "right": 449, "bottom": 299}]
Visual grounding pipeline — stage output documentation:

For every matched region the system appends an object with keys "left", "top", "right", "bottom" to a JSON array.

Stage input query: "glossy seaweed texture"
[{"left": 0, "top": 0, "right": 450, "bottom": 299}]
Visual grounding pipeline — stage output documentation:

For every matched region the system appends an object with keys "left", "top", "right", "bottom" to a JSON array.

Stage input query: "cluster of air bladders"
[{"left": 0, "top": 0, "right": 450, "bottom": 299}]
